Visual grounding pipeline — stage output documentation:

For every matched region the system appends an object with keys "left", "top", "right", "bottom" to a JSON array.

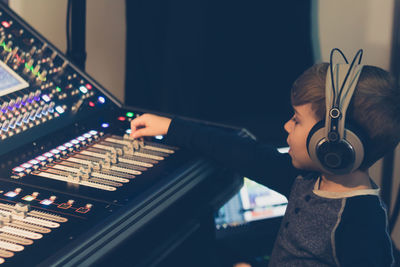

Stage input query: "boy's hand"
[{"left": 130, "top": 113, "right": 172, "bottom": 139}]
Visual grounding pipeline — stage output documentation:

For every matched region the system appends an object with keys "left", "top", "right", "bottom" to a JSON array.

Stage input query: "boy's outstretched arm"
[{"left": 131, "top": 114, "right": 300, "bottom": 197}]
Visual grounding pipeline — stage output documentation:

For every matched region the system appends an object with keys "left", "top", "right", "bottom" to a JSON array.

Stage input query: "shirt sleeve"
[
  {"left": 164, "top": 117, "right": 300, "bottom": 196},
  {"left": 334, "top": 196, "right": 395, "bottom": 267}
]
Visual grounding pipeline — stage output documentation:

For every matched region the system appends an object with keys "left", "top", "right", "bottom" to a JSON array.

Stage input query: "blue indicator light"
[
  {"left": 101, "top": 123, "right": 109, "bottom": 128},
  {"left": 155, "top": 135, "right": 164, "bottom": 140},
  {"left": 98, "top": 96, "right": 105, "bottom": 104}
]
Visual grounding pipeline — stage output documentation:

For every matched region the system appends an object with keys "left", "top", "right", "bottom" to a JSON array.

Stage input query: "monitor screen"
[
  {"left": 0, "top": 60, "right": 29, "bottom": 97},
  {"left": 215, "top": 177, "right": 288, "bottom": 229}
]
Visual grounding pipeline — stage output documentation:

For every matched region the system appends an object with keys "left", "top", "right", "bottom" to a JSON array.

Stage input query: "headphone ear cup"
[{"left": 306, "top": 120, "right": 365, "bottom": 174}]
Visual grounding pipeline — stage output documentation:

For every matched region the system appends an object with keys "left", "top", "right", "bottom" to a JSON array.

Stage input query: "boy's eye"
[{"left": 292, "top": 116, "right": 299, "bottom": 124}]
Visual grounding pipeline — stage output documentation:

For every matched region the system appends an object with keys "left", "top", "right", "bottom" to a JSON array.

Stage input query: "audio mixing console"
[{"left": 0, "top": 4, "right": 240, "bottom": 266}]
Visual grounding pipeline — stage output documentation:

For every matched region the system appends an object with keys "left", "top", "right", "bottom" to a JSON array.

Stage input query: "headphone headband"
[
  {"left": 306, "top": 48, "right": 365, "bottom": 174},
  {"left": 325, "top": 63, "right": 364, "bottom": 141}
]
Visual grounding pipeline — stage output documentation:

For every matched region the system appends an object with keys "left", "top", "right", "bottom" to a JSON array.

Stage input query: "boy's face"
[{"left": 284, "top": 103, "right": 319, "bottom": 170}]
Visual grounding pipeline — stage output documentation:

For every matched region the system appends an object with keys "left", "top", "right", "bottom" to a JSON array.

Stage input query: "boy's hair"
[{"left": 291, "top": 63, "right": 400, "bottom": 170}]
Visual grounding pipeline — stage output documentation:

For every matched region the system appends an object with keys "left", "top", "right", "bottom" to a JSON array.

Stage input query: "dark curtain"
[{"left": 125, "top": 0, "right": 313, "bottom": 144}]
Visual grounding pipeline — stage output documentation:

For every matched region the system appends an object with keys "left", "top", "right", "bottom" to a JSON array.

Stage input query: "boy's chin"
[{"left": 291, "top": 159, "right": 319, "bottom": 171}]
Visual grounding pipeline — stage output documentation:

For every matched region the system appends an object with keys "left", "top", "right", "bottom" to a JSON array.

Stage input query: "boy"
[{"left": 130, "top": 61, "right": 399, "bottom": 266}]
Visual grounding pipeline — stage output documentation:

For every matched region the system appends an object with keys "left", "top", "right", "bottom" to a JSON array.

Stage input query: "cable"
[
  {"left": 329, "top": 48, "right": 349, "bottom": 109},
  {"left": 389, "top": 185, "right": 400, "bottom": 233},
  {"left": 66, "top": 0, "right": 72, "bottom": 56}
]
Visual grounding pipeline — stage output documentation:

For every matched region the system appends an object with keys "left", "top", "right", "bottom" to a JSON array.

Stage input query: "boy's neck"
[{"left": 319, "top": 170, "right": 372, "bottom": 192}]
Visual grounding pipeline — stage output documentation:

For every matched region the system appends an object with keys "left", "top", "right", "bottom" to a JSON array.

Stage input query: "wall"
[
  {"left": 314, "top": 0, "right": 400, "bottom": 247},
  {"left": 9, "top": 0, "right": 126, "bottom": 102}
]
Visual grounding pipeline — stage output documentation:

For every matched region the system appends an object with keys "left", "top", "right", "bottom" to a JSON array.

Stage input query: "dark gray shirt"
[{"left": 165, "top": 117, "right": 395, "bottom": 266}]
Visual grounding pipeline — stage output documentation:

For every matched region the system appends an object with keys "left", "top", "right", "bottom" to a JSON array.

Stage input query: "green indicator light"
[
  {"left": 126, "top": 112, "right": 134, "bottom": 118},
  {"left": 56, "top": 86, "right": 61, "bottom": 92}
]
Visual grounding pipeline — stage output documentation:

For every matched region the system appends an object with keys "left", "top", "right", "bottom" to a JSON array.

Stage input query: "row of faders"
[
  {"left": 0, "top": 201, "right": 67, "bottom": 264},
  {"left": 12, "top": 130, "right": 176, "bottom": 191}
]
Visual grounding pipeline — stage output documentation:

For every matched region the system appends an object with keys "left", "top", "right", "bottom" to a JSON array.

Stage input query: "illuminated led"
[
  {"left": 12, "top": 167, "right": 25, "bottom": 173},
  {"left": 42, "top": 94, "right": 51, "bottom": 102},
  {"left": 20, "top": 164, "right": 32, "bottom": 170},
  {"left": 50, "top": 149, "right": 60, "bottom": 154},
  {"left": 64, "top": 142, "right": 73, "bottom": 148},
  {"left": 89, "top": 130, "right": 98, "bottom": 135},
  {"left": 125, "top": 129, "right": 131, "bottom": 134},
  {"left": 155, "top": 135, "right": 164, "bottom": 140},
  {"left": 40, "top": 199, "right": 54, "bottom": 205},
  {"left": 28, "top": 159, "right": 39, "bottom": 165},
  {"left": 36, "top": 155, "right": 47, "bottom": 161},
  {"left": 43, "top": 152, "right": 53, "bottom": 158},
  {"left": 101, "top": 123, "right": 109, "bottom": 128},
  {"left": 55, "top": 106, "right": 65, "bottom": 114},
  {"left": 126, "top": 112, "right": 134, "bottom": 118},
  {"left": 98, "top": 96, "right": 105, "bottom": 104},
  {"left": 88, "top": 101, "right": 95, "bottom": 107},
  {"left": 85, "top": 83, "right": 92, "bottom": 90},
  {"left": 79, "top": 85, "right": 88, "bottom": 94},
  {"left": 83, "top": 133, "right": 91, "bottom": 138},
  {"left": 57, "top": 145, "right": 67, "bottom": 151},
  {"left": 117, "top": 116, "right": 125, "bottom": 121},
  {"left": 71, "top": 139, "right": 79, "bottom": 145},
  {"left": 77, "top": 136, "right": 85, "bottom": 142},
  {"left": 22, "top": 195, "right": 36, "bottom": 201},
  {"left": 4, "top": 191, "right": 17, "bottom": 197},
  {"left": 1, "top": 21, "right": 10, "bottom": 28},
  {"left": 56, "top": 86, "right": 61, "bottom": 92}
]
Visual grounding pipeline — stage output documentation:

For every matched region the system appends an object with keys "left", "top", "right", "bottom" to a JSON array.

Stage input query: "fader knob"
[
  {"left": 12, "top": 203, "right": 30, "bottom": 218},
  {"left": 132, "top": 140, "right": 139, "bottom": 151},
  {"left": 1, "top": 101, "right": 8, "bottom": 112},
  {"left": 15, "top": 97, "right": 22, "bottom": 108}
]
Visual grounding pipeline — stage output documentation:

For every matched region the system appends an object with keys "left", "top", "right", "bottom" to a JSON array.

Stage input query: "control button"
[
  {"left": 12, "top": 166, "right": 25, "bottom": 177},
  {"left": 22, "top": 195, "right": 36, "bottom": 201},
  {"left": 8, "top": 117, "right": 16, "bottom": 129},
  {"left": 48, "top": 102, "right": 55, "bottom": 113},
  {"left": 77, "top": 136, "right": 87, "bottom": 145},
  {"left": 35, "top": 155, "right": 48, "bottom": 166},
  {"left": 15, "top": 114, "right": 23, "bottom": 126},
  {"left": 40, "top": 198, "right": 54, "bottom": 205},
  {"left": 58, "top": 202, "right": 72, "bottom": 209},
  {"left": 8, "top": 99, "right": 15, "bottom": 109},
  {"left": 76, "top": 207, "right": 90, "bottom": 214},
  {"left": 43, "top": 152, "right": 54, "bottom": 163},
  {"left": 2, "top": 119, "right": 9, "bottom": 131},
  {"left": 63, "top": 142, "right": 74, "bottom": 152},
  {"left": 28, "top": 159, "right": 40, "bottom": 169},
  {"left": 70, "top": 139, "right": 80, "bottom": 149},
  {"left": 34, "top": 90, "right": 41, "bottom": 101},
  {"left": 1, "top": 102, "right": 8, "bottom": 112}
]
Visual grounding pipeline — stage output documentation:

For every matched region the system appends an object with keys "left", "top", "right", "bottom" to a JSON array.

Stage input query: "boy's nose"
[{"left": 284, "top": 120, "right": 292, "bottom": 133}]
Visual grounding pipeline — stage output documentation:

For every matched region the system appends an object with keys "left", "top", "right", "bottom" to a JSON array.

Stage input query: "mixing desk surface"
[{"left": 0, "top": 4, "right": 241, "bottom": 266}]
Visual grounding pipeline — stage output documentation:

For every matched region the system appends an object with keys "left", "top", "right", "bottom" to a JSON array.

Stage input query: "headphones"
[{"left": 307, "top": 48, "right": 366, "bottom": 175}]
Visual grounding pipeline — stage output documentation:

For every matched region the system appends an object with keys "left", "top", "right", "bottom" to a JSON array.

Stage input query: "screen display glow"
[{"left": 0, "top": 60, "right": 29, "bottom": 97}]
